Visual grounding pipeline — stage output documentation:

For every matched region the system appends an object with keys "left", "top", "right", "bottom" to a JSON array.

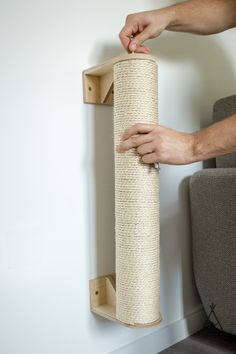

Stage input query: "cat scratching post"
[{"left": 83, "top": 53, "right": 161, "bottom": 328}]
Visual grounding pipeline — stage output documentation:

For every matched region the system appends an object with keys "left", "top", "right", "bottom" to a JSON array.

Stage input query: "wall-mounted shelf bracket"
[
  {"left": 90, "top": 273, "right": 162, "bottom": 328},
  {"left": 83, "top": 53, "right": 155, "bottom": 106},
  {"left": 90, "top": 273, "right": 117, "bottom": 321}
]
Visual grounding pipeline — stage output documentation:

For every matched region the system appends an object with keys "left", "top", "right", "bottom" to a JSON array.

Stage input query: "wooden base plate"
[{"left": 89, "top": 273, "right": 162, "bottom": 328}]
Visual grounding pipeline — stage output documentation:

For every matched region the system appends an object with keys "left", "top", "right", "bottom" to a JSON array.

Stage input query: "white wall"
[{"left": 0, "top": 0, "right": 236, "bottom": 353}]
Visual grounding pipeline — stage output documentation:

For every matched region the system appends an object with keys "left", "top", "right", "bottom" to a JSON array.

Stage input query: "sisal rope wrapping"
[{"left": 114, "top": 57, "right": 161, "bottom": 325}]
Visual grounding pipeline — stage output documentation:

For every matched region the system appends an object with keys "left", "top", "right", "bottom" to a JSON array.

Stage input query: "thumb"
[{"left": 129, "top": 27, "right": 152, "bottom": 52}]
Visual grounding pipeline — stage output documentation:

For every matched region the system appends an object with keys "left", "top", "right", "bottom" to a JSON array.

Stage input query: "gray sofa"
[{"left": 189, "top": 95, "right": 236, "bottom": 336}]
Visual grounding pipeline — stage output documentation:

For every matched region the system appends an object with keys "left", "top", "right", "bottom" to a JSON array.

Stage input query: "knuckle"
[
  {"left": 119, "top": 28, "right": 126, "bottom": 39},
  {"left": 158, "top": 140, "right": 164, "bottom": 152},
  {"left": 142, "top": 155, "right": 148, "bottom": 163},
  {"left": 135, "top": 123, "right": 142, "bottom": 129},
  {"left": 137, "top": 145, "right": 143, "bottom": 155},
  {"left": 131, "top": 136, "right": 137, "bottom": 144},
  {"left": 153, "top": 125, "right": 159, "bottom": 133},
  {"left": 126, "top": 14, "right": 132, "bottom": 23},
  {"left": 118, "top": 142, "right": 124, "bottom": 151},
  {"left": 126, "top": 13, "right": 134, "bottom": 20},
  {"left": 157, "top": 124, "right": 164, "bottom": 132}
]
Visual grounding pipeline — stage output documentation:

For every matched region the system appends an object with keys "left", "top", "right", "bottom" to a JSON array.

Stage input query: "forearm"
[
  {"left": 192, "top": 114, "right": 236, "bottom": 162},
  {"left": 165, "top": 0, "right": 236, "bottom": 35}
]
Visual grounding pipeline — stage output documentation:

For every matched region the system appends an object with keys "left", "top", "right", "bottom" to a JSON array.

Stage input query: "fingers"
[
  {"left": 119, "top": 24, "right": 134, "bottom": 52},
  {"left": 117, "top": 133, "right": 153, "bottom": 153},
  {"left": 129, "top": 28, "right": 152, "bottom": 53},
  {"left": 119, "top": 26, "right": 151, "bottom": 53},
  {"left": 119, "top": 10, "right": 171, "bottom": 53},
  {"left": 116, "top": 138, "right": 158, "bottom": 165},
  {"left": 122, "top": 123, "right": 155, "bottom": 141},
  {"left": 119, "top": 14, "right": 152, "bottom": 53},
  {"left": 137, "top": 142, "right": 154, "bottom": 156},
  {"left": 131, "top": 44, "right": 150, "bottom": 54},
  {"left": 142, "top": 152, "right": 157, "bottom": 164}
]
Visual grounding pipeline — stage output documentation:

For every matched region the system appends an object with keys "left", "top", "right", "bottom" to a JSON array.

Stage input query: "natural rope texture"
[{"left": 114, "top": 57, "right": 161, "bottom": 325}]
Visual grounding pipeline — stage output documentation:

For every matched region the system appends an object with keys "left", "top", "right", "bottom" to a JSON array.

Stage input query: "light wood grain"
[
  {"left": 82, "top": 53, "right": 156, "bottom": 105},
  {"left": 89, "top": 273, "right": 162, "bottom": 328}
]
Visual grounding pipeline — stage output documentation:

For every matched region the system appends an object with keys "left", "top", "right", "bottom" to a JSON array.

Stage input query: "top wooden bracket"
[{"left": 82, "top": 53, "right": 156, "bottom": 106}]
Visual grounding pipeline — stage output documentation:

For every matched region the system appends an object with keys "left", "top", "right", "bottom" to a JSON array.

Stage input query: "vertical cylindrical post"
[{"left": 114, "top": 56, "right": 161, "bottom": 326}]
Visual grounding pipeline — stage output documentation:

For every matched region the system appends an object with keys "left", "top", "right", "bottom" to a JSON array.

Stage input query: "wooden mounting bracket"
[
  {"left": 89, "top": 273, "right": 162, "bottom": 328},
  {"left": 82, "top": 53, "right": 156, "bottom": 106}
]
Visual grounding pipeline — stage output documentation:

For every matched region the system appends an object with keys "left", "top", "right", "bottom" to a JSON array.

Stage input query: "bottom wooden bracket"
[{"left": 89, "top": 273, "right": 162, "bottom": 328}]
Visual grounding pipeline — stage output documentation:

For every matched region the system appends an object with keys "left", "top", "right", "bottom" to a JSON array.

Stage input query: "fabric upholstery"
[
  {"left": 189, "top": 95, "right": 236, "bottom": 335},
  {"left": 190, "top": 168, "right": 236, "bottom": 335}
]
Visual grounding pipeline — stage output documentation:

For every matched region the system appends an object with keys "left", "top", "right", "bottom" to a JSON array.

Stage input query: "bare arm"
[
  {"left": 120, "top": 0, "right": 236, "bottom": 53},
  {"left": 116, "top": 114, "right": 236, "bottom": 165},
  {"left": 193, "top": 113, "right": 236, "bottom": 162},
  {"left": 169, "top": 0, "right": 236, "bottom": 35},
  {"left": 118, "top": 0, "right": 236, "bottom": 165}
]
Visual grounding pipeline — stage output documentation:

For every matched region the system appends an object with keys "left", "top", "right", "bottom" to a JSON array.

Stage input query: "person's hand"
[
  {"left": 119, "top": 1, "right": 236, "bottom": 53},
  {"left": 119, "top": 9, "right": 174, "bottom": 53},
  {"left": 116, "top": 123, "right": 195, "bottom": 165}
]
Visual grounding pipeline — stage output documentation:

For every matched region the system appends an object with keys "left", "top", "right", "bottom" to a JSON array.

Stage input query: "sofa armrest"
[{"left": 189, "top": 168, "right": 236, "bottom": 335}]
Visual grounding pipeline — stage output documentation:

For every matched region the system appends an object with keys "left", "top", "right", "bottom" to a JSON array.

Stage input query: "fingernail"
[{"left": 130, "top": 42, "right": 137, "bottom": 51}]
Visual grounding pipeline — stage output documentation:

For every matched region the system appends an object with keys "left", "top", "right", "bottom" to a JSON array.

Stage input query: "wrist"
[
  {"left": 153, "top": 6, "right": 177, "bottom": 30},
  {"left": 191, "top": 131, "right": 205, "bottom": 163},
  {"left": 187, "top": 132, "right": 199, "bottom": 163},
  {"left": 161, "top": 5, "right": 178, "bottom": 29}
]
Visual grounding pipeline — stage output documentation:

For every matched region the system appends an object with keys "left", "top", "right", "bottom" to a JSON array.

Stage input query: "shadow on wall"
[
  {"left": 93, "top": 104, "right": 115, "bottom": 276},
  {"left": 86, "top": 45, "right": 121, "bottom": 279}
]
